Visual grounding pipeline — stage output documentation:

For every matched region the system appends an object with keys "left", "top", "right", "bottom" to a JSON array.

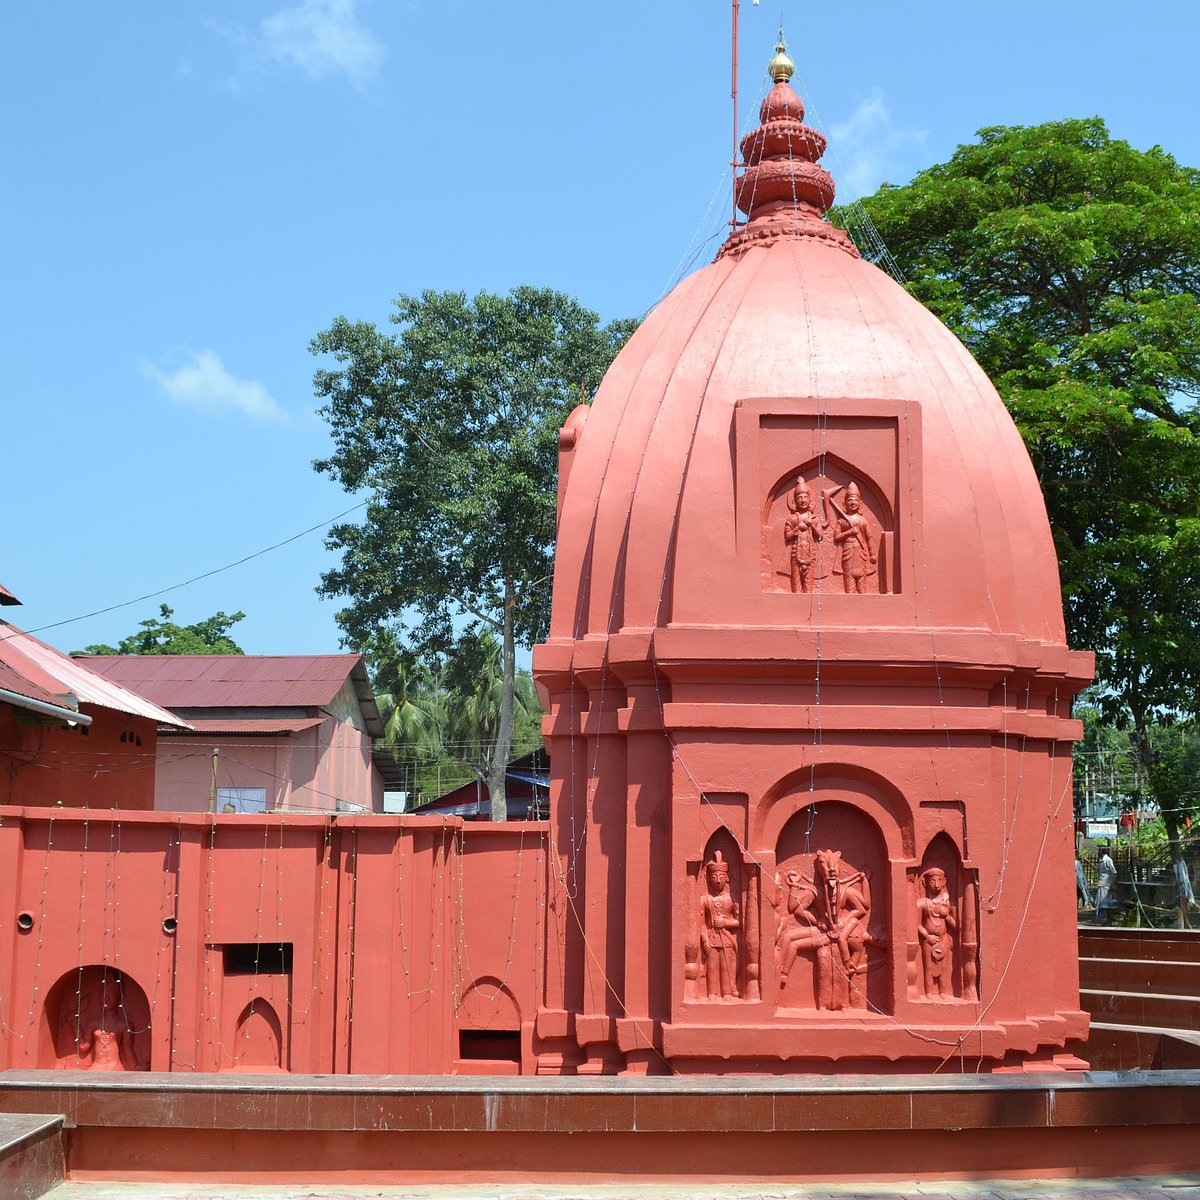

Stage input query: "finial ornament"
[{"left": 768, "top": 30, "right": 794, "bottom": 84}]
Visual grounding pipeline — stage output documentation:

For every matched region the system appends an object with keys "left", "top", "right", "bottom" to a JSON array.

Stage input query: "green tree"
[
  {"left": 313, "top": 286, "right": 635, "bottom": 820},
  {"left": 369, "top": 629, "right": 543, "bottom": 809},
  {"left": 840, "top": 117, "right": 1200, "bottom": 914},
  {"left": 78, "top": 604, "right": 246, "bottom": 655}
]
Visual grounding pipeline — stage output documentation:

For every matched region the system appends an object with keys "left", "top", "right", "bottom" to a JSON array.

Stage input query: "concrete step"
[
  {"left": 1079, "top": 928, "right": 1200, "bottom": 963},
  {"left": 1081, "top": 986, "right": 1200, "bottom": 1029},
  {"left": 1080, "top": 1021, "right": 1200, "bottom": 1071},
  {"left": 35, "top": 1177, "right": 1200, "bottom": 1199},
  {"left": 0, "top": 1113, "right": 64, "bottom": 1200},
  {"left": 1080, "top": 955, "right": 1200, "bottom": 997}
]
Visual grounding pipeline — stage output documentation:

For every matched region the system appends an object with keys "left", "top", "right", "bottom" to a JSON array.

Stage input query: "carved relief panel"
[
  {"left": 734, "top": 402, "right": 914, "bottom": 601},
  {"left": 763, "top": 465, "right": 893, "bottom": 594},
  {"left": 773, "top": 802, "right": 890, "bottom": 1013},
  {"left": 908, "top": 833, "right": 980, "bottom": 1003}
]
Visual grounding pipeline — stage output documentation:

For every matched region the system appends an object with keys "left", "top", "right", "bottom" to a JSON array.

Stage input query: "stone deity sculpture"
[
  {"left": 824, "top": 482, "right": 877, "bottom": 594},
  {"left": 699, "top": 851, "right": 741, "bottom": 1000},
  {"left": 916, "top": 867, "right": 957, "bottom": 999},
  {"left": 813, "top": 849, "right": 872, "bottom": 1010},
  {"left": 66, "top": 972, "right": 145, "bottom": 1071},
  {"left": 783, "top": 478, "right": 822, "bottom": 593},
  {"left": 775, "top": 867, "right": 823, "bottom": 987}
]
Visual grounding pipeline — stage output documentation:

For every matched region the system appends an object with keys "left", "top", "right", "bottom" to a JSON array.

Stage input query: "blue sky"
[{"left": 4, "top": 1, "right": 1198, "bottom": 659}]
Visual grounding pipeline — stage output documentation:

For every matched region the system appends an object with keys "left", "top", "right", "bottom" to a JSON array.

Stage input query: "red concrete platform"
[{"left": 3, "top": 1071, "right": 1200, "bottom": 1189}]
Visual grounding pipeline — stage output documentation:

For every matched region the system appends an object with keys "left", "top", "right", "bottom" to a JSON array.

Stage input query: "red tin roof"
[
  {"left": 0, "top": 658, "right": 64, "bottom": 709},
  {"left": 78, "top": 655, "right": 384, "bottom": 737},
  {"left": 79, "top": 655, "right": 365, "bottom": 709},
  {"left": 0, "top": 623, "right": 189, "bottom": 727}
]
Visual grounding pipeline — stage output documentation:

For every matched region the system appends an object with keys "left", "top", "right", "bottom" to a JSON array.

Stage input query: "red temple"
[
  {"left": 532, "top": 39, "right": 1094, "bottom": 1074},
  {"left": 0, "top": 40, "right": 1092, "bottom": 1082}
]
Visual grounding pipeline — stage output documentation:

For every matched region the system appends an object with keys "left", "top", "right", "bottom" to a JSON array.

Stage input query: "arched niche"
[
  {"left": 458, "top": 977, "right": 522, "bottom": 1067},
  {"left": 761, "top": 453, "right": 896, "bottom": 594},
  {"left": 44, "top": 965, "right": 151, "bottom": 1071},
  {"left": 459, "top": 976, "right": 521, "bottom": 1032},
  {"left": 756, "top": 764, "right": 914, "bottom": 862},
  {"left": 773, "top": 801, "right": 890, "bottom": 1014},
  {"left": 911, "top": 832, "right": 980, "bottom": 1003},
  {"left": 688, "top": 829, "right": 761, "bottom": 1004},
  {"left": 231, "top": 999, "right": 283, "bottom": 1071}
]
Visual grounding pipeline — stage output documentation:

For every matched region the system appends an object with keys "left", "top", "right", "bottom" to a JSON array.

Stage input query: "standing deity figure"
[
  {"left": 824, "top": 482, "right": 877, "bottom": 594},
  {"left": 775, "top": 867, "right": 823, "bottom": 988},
  {"left": 813, "top": 849, "right": 872, "bottom": 1010},
  {"left": 699, "top": 851, "right": 741, "bottom": 1000},
  {"left": 916, "top": 867, "right": 958, "bottom": 999},
  {"left": 783, "top": 478, "right": 822, "bottom": 593}
]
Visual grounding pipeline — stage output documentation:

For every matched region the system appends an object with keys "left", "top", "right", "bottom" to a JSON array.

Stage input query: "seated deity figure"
[
  {"left": 916, "top": 867, "right": 958, "bottom": 999},
  {"left": 783, "top": 478, "right": 822, "bottom": 593},
  {"left": 68, "top": 972, "right": 145, "bottom": 1071},
  {"left": 699, "top": 851, "right": 741, "bottom": 1000},
  {"left": 775, "top": 867, "right": 824, "bottom": 988}
]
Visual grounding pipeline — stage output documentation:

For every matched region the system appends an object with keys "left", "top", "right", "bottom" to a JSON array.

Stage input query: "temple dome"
[{"left": 550, "top": 59, "right": 1066, "bottom": 657}]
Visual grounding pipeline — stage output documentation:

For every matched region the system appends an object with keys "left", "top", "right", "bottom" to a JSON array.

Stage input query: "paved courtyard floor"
[{"left": 42, "top": 1178, "right": 1200, "bottom": 1199}]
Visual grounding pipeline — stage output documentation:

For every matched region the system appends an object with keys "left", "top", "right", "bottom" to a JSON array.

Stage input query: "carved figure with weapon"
[{"left": 823, "top": 481, "right": 877, "bottom": 594}]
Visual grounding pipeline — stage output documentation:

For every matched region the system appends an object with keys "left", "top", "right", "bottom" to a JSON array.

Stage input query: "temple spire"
[
  {"left": 767, "top": 30, "right": 794, "bottom": 84},
  {"left": 718, "top": 36, "right": 858, "bottom": 260}
]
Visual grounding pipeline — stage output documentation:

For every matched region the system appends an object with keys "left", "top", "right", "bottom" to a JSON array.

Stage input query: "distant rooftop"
[{"left": 79, "top": 654, "right": 384, "bottom": 737}]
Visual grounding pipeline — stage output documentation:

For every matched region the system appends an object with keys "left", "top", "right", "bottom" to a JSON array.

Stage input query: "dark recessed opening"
[
  {"left": 458, "top": 1029, "right": 520, "bottom": 1062},
  {"left": 16, "top": 911, "right": 34, "bottom": 932},
  {"left": 162, "top": 917, "right": 178, "bottom": 935},
  {"left": 222, "top": 942, "right": 293, "bottom": 976}
]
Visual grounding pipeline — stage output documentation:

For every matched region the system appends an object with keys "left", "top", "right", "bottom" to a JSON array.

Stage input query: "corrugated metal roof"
[
  {"left": 0, "top": 658, "right": 65, "bottom": 709},
  {"left": 165, "top": 717, "right": 326, "bottom": 735},
  {"left": 79, "top": 655, "right": 384, "bottom": 738},
  {"left": 79, "top": 654, "right": 365, "bottom": 709},
  {"left": 0, "top": 582, "right": 20, "bottom": 607},
  {"left": 0, "top": 623, "right": 190, "bottom": 727}
]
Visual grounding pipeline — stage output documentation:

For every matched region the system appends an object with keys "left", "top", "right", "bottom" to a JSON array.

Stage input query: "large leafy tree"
[
  {"left": 313, "top": 286, "right": 635, "bottom": 819},
  {"left": 838, "top": 118, "right": 1200, "bottom": 911},
  {"left": 78, "top": 604, "right": 245, "bottom": 655}
]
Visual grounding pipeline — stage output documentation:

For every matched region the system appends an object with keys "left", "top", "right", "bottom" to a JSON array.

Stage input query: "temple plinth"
[{"left": 533, "top": 39, "right": 1094, "bottom": 1074}]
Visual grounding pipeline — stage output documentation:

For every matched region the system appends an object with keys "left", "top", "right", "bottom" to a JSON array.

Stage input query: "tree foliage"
[
  {"left": 313, "top": 286, "right": 635, "bottom": 819},
  {"left": 839, "top": 118, "right": 1200, "bottom": 909},
  {"left": 78, "top": 604, "right": 246, "bottom": 655},
  {"left": 368, "top": 629, "right": 542, "bottom": 808}
]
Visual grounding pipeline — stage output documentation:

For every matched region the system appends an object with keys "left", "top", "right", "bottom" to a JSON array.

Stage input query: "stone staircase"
[
  {"left": 0, "top": 1113, "right": 64, "bottom": 1199},
  {"left": 1078, "top": 927, "right": 1200, "bottom": 1069}
]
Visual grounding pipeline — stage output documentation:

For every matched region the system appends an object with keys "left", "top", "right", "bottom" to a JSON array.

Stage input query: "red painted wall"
[
  {"left": 0, "top": 808, "right": 546, "bottom": 1074},
  {"left": 0, "top": 705, "right": 157, "bottom": 810}
]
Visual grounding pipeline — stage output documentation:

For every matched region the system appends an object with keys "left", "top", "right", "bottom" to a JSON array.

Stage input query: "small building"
[
  {"left": 416, "top": 748, "right": 550, "bottom": 820},
  {"left": 1, "top": 606, "right": 187, "bottom": 810},
  {"left": 79, "top": 654, "right": 390, "bottom": 814}
]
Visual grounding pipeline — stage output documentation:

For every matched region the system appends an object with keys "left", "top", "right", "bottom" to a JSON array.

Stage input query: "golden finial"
[{"left": 768, "top": 29, "right": 794, "bottom": 84}]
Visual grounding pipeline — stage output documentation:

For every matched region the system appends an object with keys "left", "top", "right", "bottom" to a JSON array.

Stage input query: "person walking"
[{"left": 1094, "top": 843, "right": 1117, "bottom": 924}]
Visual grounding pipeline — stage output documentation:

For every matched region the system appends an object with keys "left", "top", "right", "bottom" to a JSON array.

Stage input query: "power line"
[{"left": 7, "top": 500, "right": 368, "bottom": 640}]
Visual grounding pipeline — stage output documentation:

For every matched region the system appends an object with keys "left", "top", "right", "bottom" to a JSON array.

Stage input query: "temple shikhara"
[
  {"left": 533, "top": 39, "right": 1093, "bottom": 1073},
  {"left": 0, "top": 40, "right": 1092, "bottom": 1081}
]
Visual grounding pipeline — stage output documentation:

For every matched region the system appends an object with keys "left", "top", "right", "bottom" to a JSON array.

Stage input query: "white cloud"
[
  {"left": 829, "top": 90, "right": 928, "bottom": 201},
  {"left": 257, "top": 0, "right": 384, "bottom": 89},
  {"left": 142, "top": 350, "right": 288, "bottom": 424}
]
